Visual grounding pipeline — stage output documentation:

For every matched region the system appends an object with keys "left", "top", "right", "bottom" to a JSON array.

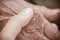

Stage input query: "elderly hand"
[
  {"left": 0, "top": 0, "right": 60, "bottom": 40},
  {"left": 14, "top": 0, "right": 60, "bottom": 22},
  {"left": 0, "top": 8, "right": 34, "bottom": 40},
  {"left": 0, "top": 8, "right": 59, "bottom": 40}
]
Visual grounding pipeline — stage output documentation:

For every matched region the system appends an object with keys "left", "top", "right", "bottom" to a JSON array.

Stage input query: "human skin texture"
[
  {"left": 0, "top": 8, "right": 59, "bottom": 40},
  {"left": 15, "top": 10, "right": 59, "bottom": 40},
  {"left": 0, "top": 0, "right": 60, "bottom": 21},
  {"left": 14, "top": 0, "right": 60, "bottom": 21},
  {"left": 0, "top": 8, "right": 34, "bottom": 40},
  {"left": 0, "top": 0, "right": 60, "bottom": 40}
]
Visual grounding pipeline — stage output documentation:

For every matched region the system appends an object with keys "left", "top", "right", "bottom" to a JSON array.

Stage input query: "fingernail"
[{"left": 18, "top": 8, "right": 34, "bottom": 16}]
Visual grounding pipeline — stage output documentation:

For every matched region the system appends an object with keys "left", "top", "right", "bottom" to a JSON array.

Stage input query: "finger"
[
  {"left": 39, "top": 6, "right": 60, "bottom": 21},
  {"left": 44, "top": 22, "right": 59, "bottom": 40},
  {"left": 47, "top": 9, "right": 60, "bottom": 21},
  {"left": 32, "top": 6, "right": 59, "bottom": 40},
  {"left": 38, "top": 12, "right": 59, "bottom": 40},
  {"left": 27, "top": 31, "right": 49, "bottom": 40},
  {"left": 1, "top": 8, "right": 34, "bottom": 40}
]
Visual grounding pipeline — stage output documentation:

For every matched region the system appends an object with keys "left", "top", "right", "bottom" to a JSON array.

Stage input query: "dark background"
[{"left": 25, "top": 0, "right": 60, "bottom": 9}]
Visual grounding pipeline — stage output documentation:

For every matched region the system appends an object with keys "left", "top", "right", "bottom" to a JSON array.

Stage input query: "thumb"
[{"left": 1, "top": 8, "right": 34, "bottom": 40}]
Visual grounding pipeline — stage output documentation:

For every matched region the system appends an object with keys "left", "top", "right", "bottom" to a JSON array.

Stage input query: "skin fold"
[
  {"left": 14, "top": 0, "right": 60, "bottom": 21},
  {"left": 0, "top": 0, "right": 60, "bottom": 40},
  {"left": 0, "top": 8, "right": 34, "bottom": 40}
]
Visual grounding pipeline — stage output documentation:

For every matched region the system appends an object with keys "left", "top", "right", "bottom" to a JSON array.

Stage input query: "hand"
[
  {"left": 14, "top": 0, "right": 60, "bottom": 21},
  {"left": 0, "top": 8, "right": 34, "bottom": 40},
  {"left": 16, "top": 8, "right": 59, "bottom": 40},
  {"left": 12, "top": 1, "right": 60, "bottom": 40},
  {"left": 27, "top": 6, "right": 60, "bottom": 40},
  {"left": 31, "top": 6, "right": 60, "bottom": 22},
  {"left": 0, "top": 0, "right": 60, "bottom": 40}
]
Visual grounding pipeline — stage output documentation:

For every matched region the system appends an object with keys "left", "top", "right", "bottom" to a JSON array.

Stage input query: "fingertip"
[
  {"left": 18, "top": 8, "right": 34, "bottom": 16},
  {"left": 52, "top": 9, "right": 60, "bottom": 14}
]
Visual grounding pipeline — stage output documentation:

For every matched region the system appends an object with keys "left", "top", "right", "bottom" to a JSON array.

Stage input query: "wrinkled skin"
[
  {"left": 16, "top": 11, "right": 59, "bottom": 40},
  {"left": 0, "top": 0, "right": 60, "bottom": 40}
]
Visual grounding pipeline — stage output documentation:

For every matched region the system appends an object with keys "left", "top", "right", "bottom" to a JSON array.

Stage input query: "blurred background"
[{"left": 25, "top": 0, "right": 60, "bottom": 9}]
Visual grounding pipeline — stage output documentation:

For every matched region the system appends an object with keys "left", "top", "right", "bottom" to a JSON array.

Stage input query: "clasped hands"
[{"left": 0, "top": 6, "right": 60, "bottom": 40}]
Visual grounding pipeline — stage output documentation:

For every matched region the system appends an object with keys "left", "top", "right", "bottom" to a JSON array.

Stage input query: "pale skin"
[
  {"left": 0, "top": 0, "right": 60, "bottom": 40},
  {"left": 0, "top": 8, "right": 34, "bottom": 40},
  {"left": 14, "top": 0, "right": 60, "bottom": 21},
  {"left": 0, "top": 8, "right": 60, "bottom": 40}
]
